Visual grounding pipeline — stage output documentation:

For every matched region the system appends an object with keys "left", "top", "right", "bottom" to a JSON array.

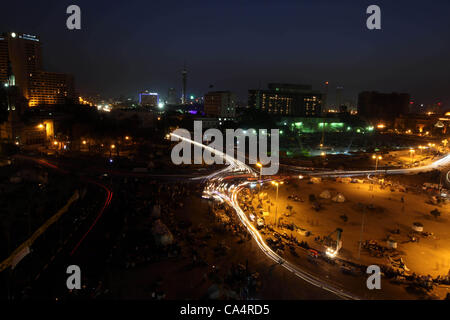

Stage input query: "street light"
[
  {"left": 409, "top": 148, "right": 415, "bottom": 164},
  {"left": 256, "top": 162, "right": 263, "bottom": 181},
  {"left": 110, "top": 144, "right": 116, "bottom": 158},
  {"left": 418, "top": 145, "right": 425, "bottom": 155},
  {"left": 271, "top": 181, "right": 284, "bottom": 227},
  {"left": 256, "top": 162, "right": 263, "bottom": 193},
  {"left": 372, "top": 155, "right": 382, "bottom": 172}
]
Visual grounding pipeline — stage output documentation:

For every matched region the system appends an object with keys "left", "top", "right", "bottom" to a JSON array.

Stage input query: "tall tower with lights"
[{"left": 181, "top": 63, "right": 187, "bottom": 105}]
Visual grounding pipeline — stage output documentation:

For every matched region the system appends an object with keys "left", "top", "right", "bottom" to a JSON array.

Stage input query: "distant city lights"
[{"left": 97, "top": 104, "right": 111, "bottom": 112}]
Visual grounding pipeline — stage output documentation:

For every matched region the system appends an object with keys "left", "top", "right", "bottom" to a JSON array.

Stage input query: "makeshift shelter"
[
  {"left": 310, "top": 177, "right": 322, "bottom": 184},
  {"left": 412, "top": 222, "right": 423, "bottom": 232},
  {"left": 332, "top": 193, "right": 346, "bottom": 203},
  {"left": 337, "top": 177, "right": 351, "bottom": 184},
  {"left": 320, "top": 190, "right": 331, "bottom": 199}
]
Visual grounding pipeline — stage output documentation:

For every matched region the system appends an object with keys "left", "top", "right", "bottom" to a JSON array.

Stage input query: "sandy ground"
[
  {"left": 260, "top": 178, "right": 450, "bottom": 278},
  {"left": 108, "top": 184, "right": 449, "bottom": 300}
]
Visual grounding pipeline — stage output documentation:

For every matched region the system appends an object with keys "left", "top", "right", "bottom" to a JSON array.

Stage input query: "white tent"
[
  {"left": 337, "top": 177, "right": 351, "bottom": 184},
  {"left": 320, "top": 190, "right": 331, "bottom": 199},
  {"left": 310, "top": 177, "right": 322, "bottom": 184},
  {"left": 332, "top": 193, "right": 346, "bottom": 203}
]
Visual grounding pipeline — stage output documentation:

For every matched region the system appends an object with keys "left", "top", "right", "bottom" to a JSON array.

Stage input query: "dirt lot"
[{"left": 259, "top": 178, "right": 450, "bottom": 278}]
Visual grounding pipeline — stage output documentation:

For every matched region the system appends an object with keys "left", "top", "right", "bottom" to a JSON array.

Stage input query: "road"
[
  {"left": 172, "top": 134, "right": 361, "bottom": 299},
  {"left": 173, "top": 133, "right": 450, "bottom": 300},
  {"left": 285, "top": 154, "right": 450, "bottom": 177},
  {"left": 4, "top": 152, "right": 219, "bottom": 299},
  {"left": 7, "top": 139, "right": 449, "bottom": 299}
]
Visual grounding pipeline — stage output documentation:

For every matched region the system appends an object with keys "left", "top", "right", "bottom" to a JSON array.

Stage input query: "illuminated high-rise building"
[
  {"left": 248, "top": 83, "right": 322, "bottom": 117},
  {"left": 0, "top": 31, "right": 75, "bottom": 106},
  {"left": 139, "top": 91, "right": 159, "bottom": 107}
]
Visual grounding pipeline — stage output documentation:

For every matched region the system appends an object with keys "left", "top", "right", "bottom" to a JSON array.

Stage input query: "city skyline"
[
  {"left": 1, "top": 0, "right": 449, "bottom": 106},
  {"left": 3, "top": 1, "right": 450, "bottom": 306}
]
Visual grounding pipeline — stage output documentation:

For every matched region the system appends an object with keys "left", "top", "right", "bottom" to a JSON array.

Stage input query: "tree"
[{"left": 238, "top": 109, "right": 278, "bottom": 130}]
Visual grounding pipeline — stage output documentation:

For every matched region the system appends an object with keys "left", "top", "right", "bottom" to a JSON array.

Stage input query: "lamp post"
[
  {"left": 271, "top": 181, "right": 284, "bottom": 228},
  {"left": 256, "top": 162, "right": 263, "bottom": 193},
  {"left": 256, "top": 162, "right": 262, "bottom": 182},
  {"left": 372, "top": 155, "right": 382, "bottom": 172},
  {"left": 409, "top": 148, "right": 415, "bottom": 165}
]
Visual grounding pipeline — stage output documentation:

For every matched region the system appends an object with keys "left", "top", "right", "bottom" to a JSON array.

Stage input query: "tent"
[
  {"left": 310, "top": 177, "right": 322, "bottom": 184},
  {"left": 337, "top": 177, "right": 351, "bottom": 184},
  {"left": 332, "top": 193, "right": 346, "bottom": 203},
  {"left": 320, "top": 190, "right": 331, "bottom": 199}
]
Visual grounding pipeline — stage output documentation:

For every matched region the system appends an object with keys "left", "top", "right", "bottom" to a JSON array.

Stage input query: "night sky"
[{"left": 1, "top": 0, "right": 449, "bottom": 106}]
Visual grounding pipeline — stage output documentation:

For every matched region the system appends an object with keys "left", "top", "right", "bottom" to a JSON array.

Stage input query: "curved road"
[
  {"left": 171, "top": 133, "right": 361, "bottom": 299},
  {"left": 172, "top": 133, "right": 450, "bottom": 300}
]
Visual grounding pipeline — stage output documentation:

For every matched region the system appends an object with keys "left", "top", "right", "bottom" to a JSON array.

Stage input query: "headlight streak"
[
  {"left": 286, "top": 154, "right": 450, "bottom": 178},
  {"left": 173, "top": 132, "right": 362, "bottom": 299},
  {"left": 204, "top": 183, "right": 359, "bottom": 300},
  {"left": 171, "top": 131, "right": 450, "bottom": 300},
  {"left": 170, "top": 132, "right": 256, "bottom": 180}
]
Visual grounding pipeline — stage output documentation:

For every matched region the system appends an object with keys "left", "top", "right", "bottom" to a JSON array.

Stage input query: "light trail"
[
  {"left": 170, "top": 132, "right": 450, "bottom": 299},
  {"left": 14, "top": 155, "right": 114, "bottom": 257},
  {"left": 170, "top": 132, "right": 256, "bottom": 180},
  {"left": 70, "top": 179, "right": 113, "bottom": 256},
  {"left": 286, "top": 154, "right": 450, "bottom": 178},
  {"left": 205, "top": 184, "right": 359, "bottom": 300},
  {"left": 170, "top": 132, "right": 360, "bottom": 300}
]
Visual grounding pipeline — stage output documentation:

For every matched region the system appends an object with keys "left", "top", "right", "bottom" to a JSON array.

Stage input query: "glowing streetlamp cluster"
[{"left": 372, "top": 154, "right": 382, "bottom": 171}]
